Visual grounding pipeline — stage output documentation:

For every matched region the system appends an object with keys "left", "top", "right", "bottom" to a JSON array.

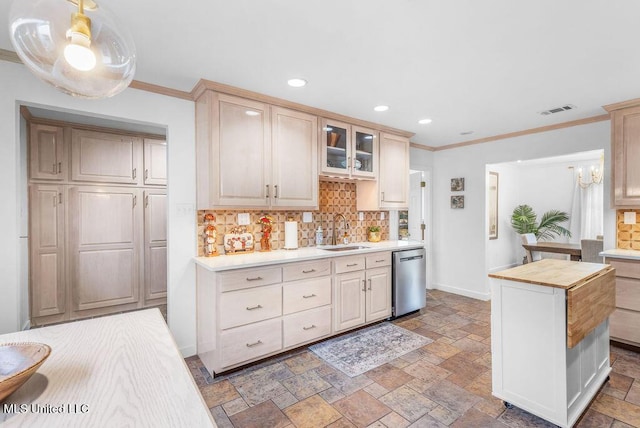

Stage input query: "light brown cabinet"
[
  {"left": 604, "top": 257, "right": 640, "bottom": 346},
  {"left": 320, "top": 119, "right": 377, "bottom": 180},
  {"left": 29, "top": 123, "right": 66, "bottom": 180},
  {"left": 143, "top": 139, "right": 167, "bottom": 186},
  {"left": 606, "top": 100, "right": 640, "bottom": 207},
  {"left": 29, "top": 184, "right": 66, "bottom": 321},
  {"left": 28, "top": 120, "right": 167, "bottom": 326},
  {"left": 195, "top": 92, "right": 318, "bottom": 209},
  {"left": 356, "top": 132, "right": 410, "bottom": 210},
  {"left": 71, "top": 129, "right": 143, "bottom": 185}
]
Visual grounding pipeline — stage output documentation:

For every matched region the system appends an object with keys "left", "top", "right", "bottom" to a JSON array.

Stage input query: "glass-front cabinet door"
[
  {"left": 351, "top": 126, "right": 377, "bottom": 179},
  {"left": 320, "top": 119, "right": 350, "bottom": 176}
]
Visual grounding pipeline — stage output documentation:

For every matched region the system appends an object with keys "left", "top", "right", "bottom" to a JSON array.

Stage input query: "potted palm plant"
[{"left": 510, "top": 204, "right": 571, "bottom": 240}]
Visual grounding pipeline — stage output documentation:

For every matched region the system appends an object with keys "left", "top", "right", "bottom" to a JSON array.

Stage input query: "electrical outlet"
[
  {"left": 380, "top": 212, "right": 385, "bottom": 220},
  {"left": 302, "top": 212, "right": 313, "bottom": 223},
  {"left": 237, "top": 213, "right": 250, "bottom": 225},
  {"left": 358, "top": 212, "right": 364, "bottom": 221}
]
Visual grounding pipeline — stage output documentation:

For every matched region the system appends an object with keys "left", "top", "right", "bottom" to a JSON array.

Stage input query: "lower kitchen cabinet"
[
  {"left": 196, "top": 252, "right": 392, "bottom": 376},
  {"left": 604, "top": 256, "right": 640, "bottom": 346}
]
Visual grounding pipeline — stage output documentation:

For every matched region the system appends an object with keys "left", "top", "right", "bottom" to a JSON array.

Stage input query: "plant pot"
[{"left": 368, "top": 231, "right": 381, "bottom": 242}]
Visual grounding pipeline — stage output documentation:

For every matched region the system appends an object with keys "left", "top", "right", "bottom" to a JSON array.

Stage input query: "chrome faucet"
[{"left": 332, "top": 213, "right": 349, "bottom": 245}]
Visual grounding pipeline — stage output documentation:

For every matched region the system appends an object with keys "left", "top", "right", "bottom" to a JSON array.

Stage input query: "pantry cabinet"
[
  {"left": 71, "top": 129, "right": 143, "bottom": 185},
  {"left": 356, "top": 132, "right": 410, "bottom": 210},
  {"left": 143, "top": 139, "right": 167, "bottom": 186},
  {"left": 144, "top": 190, "right": 167, "bottom": 304},
  {"left": 195, "top": 91, "right": 318, "bottom": 209},
  {"left": 605, "top": 100, "right": 640, "bottom": 207},
  {"left": 29, "top": 184, "right": 66, "bottom": 321},
  {"left": 29, "top": 123, "right": 66, "bottom": 180}
]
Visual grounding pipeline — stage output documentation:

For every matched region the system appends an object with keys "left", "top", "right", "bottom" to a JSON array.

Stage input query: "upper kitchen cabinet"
[
  {"left": 271, "top": 107, "right": 318, "bottom": 208},
  {"left": 320, "top": 119, "right": 377, "bottom": 179},
  {"left": 356, "top": 132, "right": 410, "bottom": 210},
  {"left": 29, "top": 123, "right": 66, "bottom": 180},
  {"left": 71, "top": 129, "right": 143, "bottom": 185},
  {"left": 606, "top": 99, "right": 640, "bottom": 207},
  {"left": 143, "top": 139, "right": 167, "bottom": 186},
  {"left": 196, "top": 90, "right": 318, "bottom": 209}
]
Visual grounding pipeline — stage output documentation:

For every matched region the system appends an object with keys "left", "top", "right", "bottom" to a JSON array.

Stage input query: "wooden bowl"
[{"left": 0, "top": 343, "right": 51, "bottom": 402}]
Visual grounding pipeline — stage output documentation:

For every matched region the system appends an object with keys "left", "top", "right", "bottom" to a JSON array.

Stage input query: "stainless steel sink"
[{"left": 320, "top": 245, "right": 369, "bottom": 252}]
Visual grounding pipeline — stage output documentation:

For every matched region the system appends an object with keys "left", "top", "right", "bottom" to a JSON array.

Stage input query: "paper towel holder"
[{"left": 284, "top": 217, "right": 299, "bottom": 250}]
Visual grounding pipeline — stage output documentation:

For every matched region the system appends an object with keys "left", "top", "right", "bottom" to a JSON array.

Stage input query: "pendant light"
[{"left": 8, "top": 0, "right": 136, "bottom": 99}]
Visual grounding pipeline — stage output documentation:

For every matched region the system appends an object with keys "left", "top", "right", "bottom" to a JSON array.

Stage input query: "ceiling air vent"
[{"left": 539, "top": 104, "right": 577, "bottom": 116}]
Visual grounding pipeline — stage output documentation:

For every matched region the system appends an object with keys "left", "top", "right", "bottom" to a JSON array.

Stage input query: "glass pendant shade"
[{"left": 8, "top": 0, "right": 136, "bottom": 99}]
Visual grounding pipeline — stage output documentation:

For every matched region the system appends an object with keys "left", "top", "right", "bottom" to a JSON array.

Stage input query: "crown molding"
[{"left": 602, "top": 98, "right": 640, "bottom": 112}]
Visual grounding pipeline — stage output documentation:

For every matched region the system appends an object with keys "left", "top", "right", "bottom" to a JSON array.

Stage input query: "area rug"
[{"left": 309, "top": 322, "right": 432, "bottom": 377}]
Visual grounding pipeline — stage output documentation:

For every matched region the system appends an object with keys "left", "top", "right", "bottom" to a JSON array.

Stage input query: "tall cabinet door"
[
  {"left": 69, "top": 186, "right": 142, "bottom": 315},
  {"left": 29, "top": 123, "right": 65, "bottom": 180},
  {"left": 71, "top": 129, "right": 143, "bottom": 185},
  {"left": 271, "top": 107, "right": 318, "bottom": 208},
  {"left": 365, "top": 267, "right": 391, "bottom": 322},
  {"left": 213, "top": 93, "right": 271, "bottom": 207},
  {"left": 29, "top": 184, "right": 65, "bottom": 318},
  {"left": 379, "top": 133, "right": 409, "bottom": 207},
  {"left": 612, "top": 105, "right": 640, "bottom": 206},
  {"left": 144, "top": 190, "right": 167, "bottom": 303},
  {"left": 144, "top": 139, "right": 167, "bottom": 186},
  {"left": 334, "top": 271, "right": 366, "bottom": 332}
]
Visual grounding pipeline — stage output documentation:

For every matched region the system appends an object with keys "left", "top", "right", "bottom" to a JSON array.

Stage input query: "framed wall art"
[
  {"left": 451, "top": 177, "right": 465, "bottom": 191},
  {"left": 451, "top": 195, "right": 464, "bottom": 209},
  {"left": 488, "top": 172, "right": 499, "bottom": 239}
]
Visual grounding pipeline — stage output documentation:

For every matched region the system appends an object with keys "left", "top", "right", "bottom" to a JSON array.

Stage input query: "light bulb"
[{"left": 64, "top": 33, "right": 96, "bottom": 71}]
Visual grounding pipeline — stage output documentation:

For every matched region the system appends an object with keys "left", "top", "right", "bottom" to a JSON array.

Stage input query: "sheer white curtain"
[{"left": 570, "top": 164, "right": 603, "bottom": 240}]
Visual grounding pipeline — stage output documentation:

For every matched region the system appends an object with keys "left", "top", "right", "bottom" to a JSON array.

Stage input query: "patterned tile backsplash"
[
  {"left": 616, "top": 209, "right": 640, "bottom": 249},
  {"left": 197, "top": 181, "right": 389, "bottom": 256}
]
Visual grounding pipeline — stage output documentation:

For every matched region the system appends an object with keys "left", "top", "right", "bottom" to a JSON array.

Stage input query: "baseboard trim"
[
  {"left": 22, "top": 320, "right": 31, "bottom": 331},
  {"left": 179, "top": 345, "right": 197, "bottom": 358},
  {"left": 432, "top": 283, "right": 491, "bottom": 301}
]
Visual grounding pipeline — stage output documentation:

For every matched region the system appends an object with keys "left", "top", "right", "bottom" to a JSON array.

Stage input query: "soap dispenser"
[{"left": 315, "top": 225, "right": 323, "bottom": 245}]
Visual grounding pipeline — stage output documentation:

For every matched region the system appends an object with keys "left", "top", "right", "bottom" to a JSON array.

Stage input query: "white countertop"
[
  {"left": 0, "top": 309, "right": 215, "bottom": 428},
  {"left": 600, "top": 248, "right": 640, "bottom": 260},
  {"left": 195, "top": 240, "right": 425, "bottom": 271}
]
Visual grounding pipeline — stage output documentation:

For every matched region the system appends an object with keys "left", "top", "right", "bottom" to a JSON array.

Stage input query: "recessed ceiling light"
[
  {"left": 374, "top": 105, "right": 389, "bottom": 112},
  {"left": 418, "top": 118, "right": 432, "bottom": 125},
  {"left": 460, "top": 131, "right": 474, "bottom": 135},
  {"left": 245, "top": 110, "right": 260, "bottom": 116},
  {"left": 287, "top": 78, "right": 307, "bottom": 87}
]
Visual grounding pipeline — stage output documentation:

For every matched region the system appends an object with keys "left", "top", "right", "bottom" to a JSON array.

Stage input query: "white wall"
[
  {"left": 432, "top": 121, "right": 615, "bottom": 300},
  {"left": 0, "top": 61, "right": 198, "bottom": 356},
  {"left": 486, "top": 163, "right": 519, "bottom": 272}
]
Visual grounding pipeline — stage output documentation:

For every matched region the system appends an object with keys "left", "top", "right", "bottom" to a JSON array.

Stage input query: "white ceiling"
[{"left": 3, "top": 0, "right": 639, "bottom": 148}]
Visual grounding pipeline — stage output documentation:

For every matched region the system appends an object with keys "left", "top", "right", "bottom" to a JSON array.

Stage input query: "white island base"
[{"left": 490, "top": 261, "right": 613, "bottom": 428}]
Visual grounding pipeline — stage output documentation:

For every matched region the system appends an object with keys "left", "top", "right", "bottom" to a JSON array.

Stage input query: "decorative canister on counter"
[
  {"left": 203, "top": 213, "right": 219, "bottom": 257},
  {"left": 258, "top": 215, "right": 274, "bottom": 252},
  {"left": 367, "top": 225, "right": 381, "bottom": 242}
]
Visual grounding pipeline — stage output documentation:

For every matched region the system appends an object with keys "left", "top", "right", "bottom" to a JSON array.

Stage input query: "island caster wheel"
[{"left": 504, "top": 401, "right": 514, "bottom": 409}]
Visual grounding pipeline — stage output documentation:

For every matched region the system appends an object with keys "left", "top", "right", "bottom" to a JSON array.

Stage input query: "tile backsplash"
[
  {"left": 616, "top": 209, "right": 640, "bottom": 249},
  {"left": 197, "top": 181, "right": 389, "bottom": 256}
]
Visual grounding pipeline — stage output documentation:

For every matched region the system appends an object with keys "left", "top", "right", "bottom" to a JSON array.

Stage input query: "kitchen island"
[
  {"left": 489, "top": 259, "right": 615, "bottom": 428},
  {"left": 0, "top": 309, "right": 215, "bottom": 428}
]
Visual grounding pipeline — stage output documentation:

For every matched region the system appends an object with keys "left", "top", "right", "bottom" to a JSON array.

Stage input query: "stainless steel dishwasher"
[{"left": 392, "top": 248, "right": 426, "bottom": 318}]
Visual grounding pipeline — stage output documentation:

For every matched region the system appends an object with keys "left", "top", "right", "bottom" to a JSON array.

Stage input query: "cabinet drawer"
[
  {"left": 610, "top": 308, "right": 640, "bottom": 345},
  {"left": 219, "top": 284, "right": 282, "bottom": 329},
  {"left": 283, "top": 259, "right": 331, "bottom": 282},
  {"left": 220, "top": 318, "right": 282, "bottom": 368},
  {"left": 607, "top": 258, "right": 640, "bottom": 279},
  {"left": 283, "top": 306, "right": 331, "bottom": 348},
  {"left": 218, "top": 266, "right": 282, "bottom": 292},
  {"left": 616, "top": 277, "right": 640, "bottom": 311},
  {"left": 283, "top": 276, "right": 332, "bottom": 315},
  {"left": 335, "top": 256, "right": 366, "bottom": 274},
  {"left": 366, "top": 252, "right": 391, "bottom": 269}
]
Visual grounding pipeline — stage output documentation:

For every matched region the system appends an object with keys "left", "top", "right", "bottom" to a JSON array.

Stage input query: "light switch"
[
  {"left": 302, "top": 212, "right": 313, "bottom": 223},
  {"left": 624, "top": 211, "right": 637, "bottom": 225},
  {"left": 380, "top": 212, "right": 385, "bottom": 220},
  {"left": 358, "top": 212, "right": 364, "bottom": 221},
  {"left": 238, "top": 213, "right": 250, "bottom": 225}
]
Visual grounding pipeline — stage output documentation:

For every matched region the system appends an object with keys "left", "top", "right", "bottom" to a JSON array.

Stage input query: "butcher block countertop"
[
  {"left": 489, "top": 259, "right": 612, "bottom": 289},
  {"left": 0, "top": 309, "right": 216, "bottom": 428}
]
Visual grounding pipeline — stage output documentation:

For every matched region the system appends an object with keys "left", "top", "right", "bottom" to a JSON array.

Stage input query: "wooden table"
[
  {"left": 522, "top": 242, "right": 582, "bottom": 261},
  {"left": 0, "top": 309, "right": 216, "bottom": 428}
]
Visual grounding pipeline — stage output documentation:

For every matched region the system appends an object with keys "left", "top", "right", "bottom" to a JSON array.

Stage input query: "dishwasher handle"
[{"left": 399, "top": 254, "right": 424, "bottom": 262}]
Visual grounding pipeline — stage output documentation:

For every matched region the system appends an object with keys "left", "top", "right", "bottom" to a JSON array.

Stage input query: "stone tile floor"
[{"left": 185, "top": 290, "right": 640, "bottom": 427}]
